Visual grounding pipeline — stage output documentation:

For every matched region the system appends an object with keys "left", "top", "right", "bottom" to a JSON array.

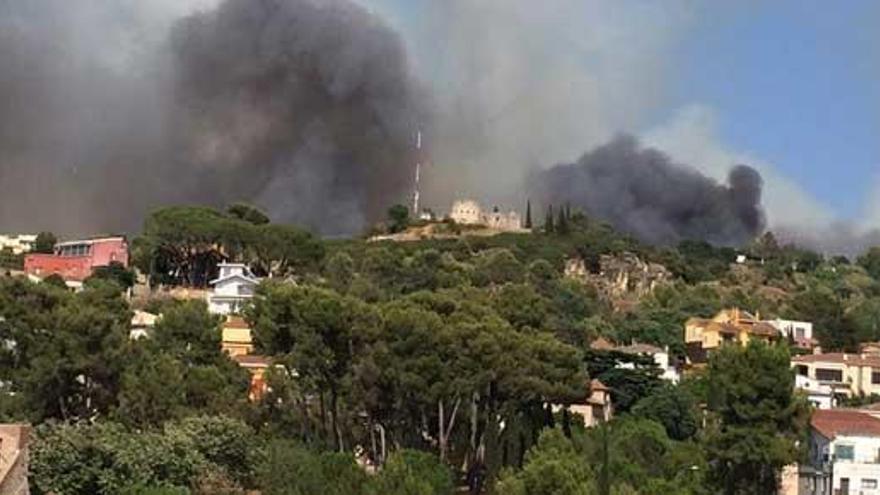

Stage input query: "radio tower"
[{"left": 412, "top": 130, "right": 422, "bottom": 216}]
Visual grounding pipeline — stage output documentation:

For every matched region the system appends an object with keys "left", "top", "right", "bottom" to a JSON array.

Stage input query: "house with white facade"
[
  {"left": 207, "top": 263, "right": 259, "bottom": 315},
  {"left": 615, "top": 343, "right": 680, "bottom": 384},
  {"left": 0, "top": 234, "right": 36, "bottom": 255},
  {"left": 808, "top": 409, "right": 880, "bottom": 495},
  {"left": 795, "top": 373, "right": 836, "bottom": 410},
  {"left": 768, "top": 318, "right": 818, "bottom": 350},
  {"left": 129, "top": 310, "right": 158, "bottom": 340}
]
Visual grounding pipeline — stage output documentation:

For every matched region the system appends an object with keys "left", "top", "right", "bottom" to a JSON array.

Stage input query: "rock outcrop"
[{"left": 565, "top": 252, "right": 671, "bottom": 305}]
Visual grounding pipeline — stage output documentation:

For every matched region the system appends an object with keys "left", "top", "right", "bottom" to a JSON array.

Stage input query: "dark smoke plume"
[
  {"left": 531, "top": 135, "right": 766, "bottom": 246},
  {"left": 0, "top": 0, "right": 423, "bottom": 235}
]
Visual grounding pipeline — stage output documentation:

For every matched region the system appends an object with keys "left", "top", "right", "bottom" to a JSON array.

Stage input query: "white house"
[
  {"left": 809, "top": 409, "right": 880, "bottom": 495},
  {"left": 615, "top": 343, "right": 681, "bottom": 384},
  {"left": 207, "top": 263, "right": 259, "bottom": 315},
  {"left": 795, "top": 373, "right": 835, "bottom": 410},
  {"left": 767, "top": 318, "right": 817, "bottom": 350},
  {"left": 129, "top": 310, "right": 158, "bottom": 340},
  {"left": 0, "top": 234, "right": 36, "bottom": 255}
]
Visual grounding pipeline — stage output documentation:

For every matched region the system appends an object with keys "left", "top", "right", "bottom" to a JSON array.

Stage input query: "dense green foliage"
[{"left": 10, "top": 205, "right": 880, "bottom": 493}]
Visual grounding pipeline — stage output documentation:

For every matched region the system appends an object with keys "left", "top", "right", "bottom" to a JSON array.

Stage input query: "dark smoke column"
[
  {"left": 170, "top": 0, "right": 425, "bottom": 234},
  {"left": 531, "top": 135, "right": 766, "bottom": 246}
]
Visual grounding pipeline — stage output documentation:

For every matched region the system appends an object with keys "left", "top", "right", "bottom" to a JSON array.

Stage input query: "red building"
[{"left": 24, "top": 236, "right": 129, "bottom": 281}]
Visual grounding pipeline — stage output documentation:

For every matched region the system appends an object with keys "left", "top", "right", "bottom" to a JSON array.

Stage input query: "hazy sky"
[{"left": 362, "top": 0, "right": 880, "bottom": 229}]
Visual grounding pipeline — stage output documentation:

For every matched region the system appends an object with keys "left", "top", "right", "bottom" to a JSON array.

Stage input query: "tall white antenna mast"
[{"left": 412, "top": 130, "right": 422, "bottom": 216}]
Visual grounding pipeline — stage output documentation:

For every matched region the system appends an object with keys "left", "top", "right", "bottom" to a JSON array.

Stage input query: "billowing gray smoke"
[
  {"left": 0, "top": 0, "right": 422, "bottom": 235},
  {"left": 532, "top": 135, "right": 766, "bottom": 246}
]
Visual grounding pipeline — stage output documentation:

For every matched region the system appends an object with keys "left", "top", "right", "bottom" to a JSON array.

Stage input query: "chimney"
[{"left": 843, "top": 354, "right": 849, "bottom": 361}]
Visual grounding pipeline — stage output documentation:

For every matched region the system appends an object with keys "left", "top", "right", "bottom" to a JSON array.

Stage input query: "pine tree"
[
  {"left": 525, "top": 200, "right": 533, "bottom": 229},
  {"left": 545, "top": 205, "right": 554, "bottom": 233}
]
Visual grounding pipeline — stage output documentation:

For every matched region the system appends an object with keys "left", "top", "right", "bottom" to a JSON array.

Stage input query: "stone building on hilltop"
[{"left": 449, "top": 199, "right": 523, "bottom": 232}]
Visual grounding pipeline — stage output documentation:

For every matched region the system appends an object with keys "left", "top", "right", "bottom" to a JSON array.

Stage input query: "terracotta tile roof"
[
  {"left": 590, "top": 337, "right": 616, "bottom": 351},
  {"left": 590, "top": 379, "right": 609, "bottom": 392},
  {"left": 616, "top": 343, "right": 664, "bottom": 355},
  {"left": 708, "top": 322, "right": 740, "bottom": 335},
  {"left": 812, "top": 409, "right": 880, "bottom": 439},
  {"left": 224, "top": 316, "right": 249, "bottom": 329},
  {"left": 232, "top": 354, "right": 270, "bottom": 367},
  {"left": 750, "top": 322, "right": 781, "bottom": 338},
  {"left": 792, "top": 353, "right": 880, "bottom": 368}
]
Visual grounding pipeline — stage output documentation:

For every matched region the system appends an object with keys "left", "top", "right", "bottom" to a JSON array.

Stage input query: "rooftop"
[
  {"left": 223, "top": 316, "right": 249, "bottom": 329},
  {"left": 812, "top": 409, "right": 880, "bottom": 439},
  {"left": 55, "top": 236, "right": 126, "bottom": 247},
  {"left": 793, "top": 353, "right": 880, "bottom": 368},
  {"left": 233, "top": 354, "right": 270, "bottom": 367},
  {"left": 616, "top": 343, "right": 664, "bottom": 355}
]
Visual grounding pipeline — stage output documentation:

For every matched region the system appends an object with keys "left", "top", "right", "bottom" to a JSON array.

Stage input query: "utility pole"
[{"left": 412, "top": 130, "right": 422, "bottom": 217}]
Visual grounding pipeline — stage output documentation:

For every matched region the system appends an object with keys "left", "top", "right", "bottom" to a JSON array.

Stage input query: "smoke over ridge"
[
  {"left": 0, "top": 0, "right": 423, "bottom": 235},
  {"left": 0, "top": 0, "right": 872, "bottom": 253},
  {"left": 532, "top": 136, "right": 765, "bottom": 246}
]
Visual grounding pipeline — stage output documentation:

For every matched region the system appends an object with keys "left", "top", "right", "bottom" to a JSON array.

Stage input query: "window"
[
  {"left": 834, "top": 444, "right": 854, "bottom": 461},
  {"left": 815, "top": 368, "right": 843, "bottom": 382},
  {"left": 862, "top": 479, "right": 878, "bottom": 490},
  {"left": 795, "top": 327, "right": 805, "bottom": 339},
  {"left": 795, "top": 365, "right": 808, "bottom": 376},
  {"left": 873, "top": 371, "right": 880, "bottom": 385}
]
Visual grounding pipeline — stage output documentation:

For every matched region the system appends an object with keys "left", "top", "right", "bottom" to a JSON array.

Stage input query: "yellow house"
[
  {"left": 221, "top": 316, "right": 254, "bottom": 357},
  {"left": 685, "top": 308, "right": 780, "bottom": 364}
]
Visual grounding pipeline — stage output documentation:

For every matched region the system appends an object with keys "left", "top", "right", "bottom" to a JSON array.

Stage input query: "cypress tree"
[
  {"left": 525, "top": 200, "right": 533, "bottom": 229},
  {"left": 545, "top": 205, "right": 555, "bottom": 233},
  {"left": 557, "top": 207, "right": 569, "bottom": 235}
]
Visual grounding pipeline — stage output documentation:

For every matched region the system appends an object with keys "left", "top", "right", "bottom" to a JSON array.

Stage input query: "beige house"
[
  {"left": 684, "top": 308, "right": 781, "bottom": 364},
  {"left": 221, "top": 316, "right": 254, "bottom": 357},
  {"left": 569, "top": 379, "right": 613, "bottom": 428},
  {"left": 792, "top": 353, "right": 880, "bottom": 398}
]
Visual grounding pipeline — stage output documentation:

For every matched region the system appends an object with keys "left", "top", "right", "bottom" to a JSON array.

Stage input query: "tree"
[
  {"left": 583, "top": 349, "right": 662, "bottom": 413},
  {"left": 703, "top": 342, "right": 809, "bottom": 495},
  {"left": 258, "top": 440, "right": 367, "bottom": 495},
  {"left": 545, "top": 205, "right": 555, "bottom": 234},
  {"left": 557, "top": 207, "right": 570, "bottom": 235},
  {"left": 251, "top": 224, "right": 324, "bottom": 277},
  {"left": 388, "top": 204, "right": 410, "bottom": 234},
  {"left": 788, "top": 287, "right": 846, "bottom": 350},
  {"left": 631, "top": 385, "right": 699, "bottom": 441},
  {"left": 149, "top": 300, "right": 249, "bottom": 416},
  {"left": 164, "top": 415, "right": 260, "bottom": 488},
  {"left": 859, "top": 246, "right": 880, "bottom": 280},
  {"left": 369, "top": 450, "right": 454, "bottom": 495},
  {"left": 18, "top": 281, "right": 131, "bottom": 421},
  {"left": 226, "top": 202, "right": 270, "bottom": 225},
  {"left": 115, "top": 347, "right": 186, "bottom": 428},
  {"left": 87, "top": 261, "right": 136, "bottom": 289},
  {"left": 495, "top": 429, "right": 594, "bottom": 495},
  {"left": 34, "top": 231, "right": 57, "bottom": 254},
  {"left": 248, "top": 283, "right": 379, "bottom": 450},
  {"left": 31, "top": 422, "right": 202, "bottom": 494},
  {"left": 151, "top": 300, "right": 223, "bottom": 366},
  {"left": 474, "top": 249, "right": 524, "bottom": 286},
  {"left": 525, "top": 200, "right": 533, "bottom": 229},
  {"left": 324, "top": 251, "right": 356, "bottom": 293},
  {"left": 846, "top": 297, "right": 880, "bottom": 344}
]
